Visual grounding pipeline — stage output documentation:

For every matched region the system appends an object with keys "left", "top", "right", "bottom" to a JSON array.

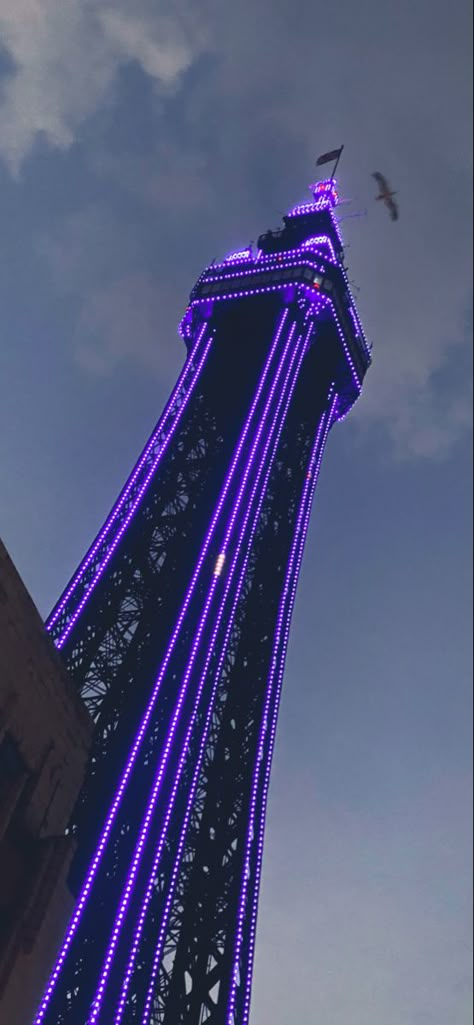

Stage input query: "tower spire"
[{"left": 34, "top": 175, "right": 370, "bottom": 1025}]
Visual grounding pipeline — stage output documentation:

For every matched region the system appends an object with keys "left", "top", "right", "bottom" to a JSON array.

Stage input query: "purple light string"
[
  {"left": 226, "top": 390, "right": 338, "bottom": 1025},
  {"left": 231, "top": 394, "right": 336, "bottom": 1025},
  {"left": 116, "top": 321, "right": 314, "bottom": 1025},
  {"left": 87, "top": 315, "right": 303, "bottom": 1023},
  {"left": 211, "top": 236, "right": 336, "bottom": 272},
  {"left": 190, "top": 282, "right": 311, "bottom": 308},
  {"left": 201, "top": 257, "right": 325, "bottom": 287},
  {"left": 240, "top": 393, "right": 338, "bottom": 1025},
  {"left": 138, "top": 337, "right": 312, "bottom": 1025},
  {"left": 329, "top": 205, "right": 344, "bottom": 248},
  {"left": 225, "top": 248, "right": 253, "bottom": 262},
  {"left": 300, "top": 235, "right": 337, "bottom": 263},
  {"left": 341, "top": 267, "right": 370, "bottom": 358},
  {"left": 287, "top": 198, "right": 333, "bottom": 217},
  {"left": 48, "top": 323, "right": 212, "bottom": 647},
  {"left": 115, "top": 316, "right": 318, "bottom": 1025},
  {"left": 191, "top": 202, "right": 369, "bottom": 387},
  {"left": 310, "top": 180, "right": 338, "bottom": 203},
  {"left": 308, "top": 291, "right": 361, "bottom": 398},
  {"left": 32, "top": 308, "right": 291, "bottom": 1025},
  {"left": 349, "top": 304, "right": 360, "bottom": 334},
  {"left": 240, "top": 390, "right": 339, "bottom": 1025},
  {"left": 194, "top": 295, "right": 361, "bottom": 411},
  {"left": 47, "top": 323, "right": 208, "bottom": 633},
  {"left": 325, "top": 296, "right": 362, "bottom": 393},
  {"left": 191, "top": 260, "right": 365, "bottom": 318}
]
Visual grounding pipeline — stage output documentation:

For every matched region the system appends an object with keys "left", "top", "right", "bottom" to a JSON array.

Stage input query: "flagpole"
[{"left": 331, "top": 144, "right": 344, "bottom": 181}]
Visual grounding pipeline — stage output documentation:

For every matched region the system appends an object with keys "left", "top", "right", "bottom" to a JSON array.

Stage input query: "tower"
[{"left": 34, "top": 178, "right": 370, "bottom": 1025}]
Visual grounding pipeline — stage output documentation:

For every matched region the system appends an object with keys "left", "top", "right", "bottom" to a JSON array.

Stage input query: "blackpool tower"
[{"left": 34, "top": 177, "right": 370, "bottom": 1024}]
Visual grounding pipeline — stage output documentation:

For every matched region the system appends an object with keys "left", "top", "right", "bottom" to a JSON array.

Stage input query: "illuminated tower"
[{"left": 34, "top": 178, "right": 370, "bottom": 1025}]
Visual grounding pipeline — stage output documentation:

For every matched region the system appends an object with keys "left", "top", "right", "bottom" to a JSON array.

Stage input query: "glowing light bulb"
[{"left": 214, "top": 553, "right": 226, "bottom": 577}]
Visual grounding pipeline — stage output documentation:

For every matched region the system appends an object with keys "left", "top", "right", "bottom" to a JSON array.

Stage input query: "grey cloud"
[
  {"left": 74, "top": 270, "right": 183, "bottom": 377},
  {"left": 12, "top": 0, "right": 473, "bottom": 461},
  {"left": 36, "top": 206, "right": 145, "bottom": 292},
  {"left": 87, "top": 0, "right": 474, "bottom": 458},
  {"left": 0, "top": 0, "right": 205, "bottom": 174},
  {"left": 36, "top": 202, "right": 189, "bottom": 379}
]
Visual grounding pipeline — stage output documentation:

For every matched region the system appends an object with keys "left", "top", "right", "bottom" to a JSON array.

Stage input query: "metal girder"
[
  {"left": 36, "top": 266, "right": 365, "bottom": 1025},
  {"left": 152, "top": 415, "right": 314, "bottom": 1025}
]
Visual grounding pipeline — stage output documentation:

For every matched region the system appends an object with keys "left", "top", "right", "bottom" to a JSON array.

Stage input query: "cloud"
[
  {"left": 35, "top": 203, "right": 187, "bottom": 378},
  {"left": 351, "top": 254, "right": 473, "bottom": 459},
  {"left": 36, "top": 204, "right": 149, "bottom": 294},
  {"left": 75, "top": 0, "right": 473, "bottom": 461},
  {"left": 74, "top": 270, "right": 182, "bottom": 377},
  {"left": 97, "top": 9, "right": 193, "bottom": 84},
  {"left": 9, "top": 0, "right": 472, "bottom": 459},
  {"left": 0, "top": 0, "right": 203, "bottom": 174}
]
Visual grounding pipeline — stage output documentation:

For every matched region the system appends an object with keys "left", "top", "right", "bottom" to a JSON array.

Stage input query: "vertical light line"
[
  {"left": 326, "top": 296, "right": 361, "bottom": 393},
  {"left": 33, "top": 307, "right": 291, "bottom": 1025},
  {"left": 88, "top": 317, "right": 303, "bottom": 1024},
  {"left": 54, "top": 330, "right": 215, "bottom": 650},
  {"left": 226, "top": 388, "right": 338, "bottom": 1025},
  {"left": 47, "top": 323, "right": 210, "bottom": 637},
  {"left": 240, "top": 389, "right": 339, "bottom": 1025},
  {"left": 116, "top": 316, "right": 318, "bottom": 1025},
  {"left": 122, "top": 327, "right": 306, "bottom": 1025}
]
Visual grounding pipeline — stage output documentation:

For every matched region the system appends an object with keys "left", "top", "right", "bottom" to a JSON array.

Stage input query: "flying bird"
[{"left": 372, "top": 171, "right": 399, "bottom": 221}]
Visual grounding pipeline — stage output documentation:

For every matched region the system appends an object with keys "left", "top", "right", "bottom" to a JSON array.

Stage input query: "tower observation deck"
[{"left": 34, "top": 178, "right": 370, "bottom": 1025}]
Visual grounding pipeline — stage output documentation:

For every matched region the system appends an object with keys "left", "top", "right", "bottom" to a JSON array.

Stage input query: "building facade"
[
  {"left": 33, "top": 178, "right": 370, "bottom": 1025},
  {"left": 0, "top": 540, "right": 92, "bottom": 1025}
]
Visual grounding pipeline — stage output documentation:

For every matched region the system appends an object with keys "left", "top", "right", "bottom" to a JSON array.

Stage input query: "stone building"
[{"left": 0, "top": 539, "right": 92, "bottom": 1024}]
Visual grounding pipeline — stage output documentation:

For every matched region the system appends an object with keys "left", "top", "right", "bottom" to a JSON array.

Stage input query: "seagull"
[{"left": 372, "top": 171, "right": 399, "bottom": 221}]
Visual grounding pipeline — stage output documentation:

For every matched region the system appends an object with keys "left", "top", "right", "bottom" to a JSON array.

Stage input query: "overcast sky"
[{"left": 0, "top": 1, "right": 472, "bottom": 1022}]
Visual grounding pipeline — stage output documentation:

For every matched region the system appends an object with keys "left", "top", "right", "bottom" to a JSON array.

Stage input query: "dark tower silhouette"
[{"left": 33, "top": 178, "right": 370, "bottom": 1025}]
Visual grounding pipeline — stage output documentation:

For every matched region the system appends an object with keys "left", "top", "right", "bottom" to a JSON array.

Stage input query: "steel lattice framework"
[{"left": 34, "top": 178, "right": 370, "bottom": 1025}]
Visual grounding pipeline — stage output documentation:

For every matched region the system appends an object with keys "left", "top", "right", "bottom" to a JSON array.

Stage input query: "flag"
[{"left": 316, "top": 146, "right": 343, "bottom": 167}]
